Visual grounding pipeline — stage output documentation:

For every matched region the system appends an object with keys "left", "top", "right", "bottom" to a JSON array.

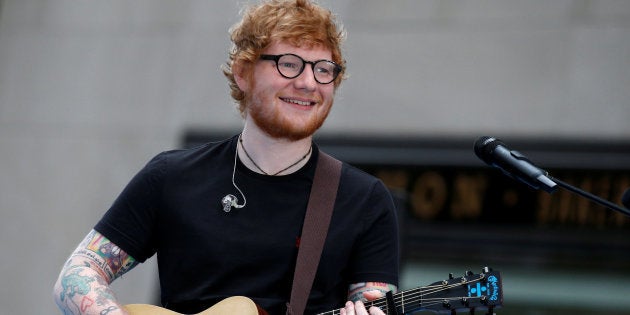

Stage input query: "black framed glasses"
[{"left": 260, "top": 53, "right": 343, "bottom": 84}]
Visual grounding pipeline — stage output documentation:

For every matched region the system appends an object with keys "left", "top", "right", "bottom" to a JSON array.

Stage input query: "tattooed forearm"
[
  {"left": 57, "top": 264, "right": 96, "bottom": 313},
  {"left": 348, "top": 282, "right": 398, "bottom": 302},
  {"left": 55, "top": 260, "right": 124, "bottom": 314},
  {"left": 53, "top": 230, "right": 137, "bottom": 314}
]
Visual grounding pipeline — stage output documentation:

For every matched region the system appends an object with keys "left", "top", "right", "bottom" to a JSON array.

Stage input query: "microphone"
[
  {"left": 475, "top": 136, "right": 630, "bottom": 217},
  {"left": 474, "top": 136, "right": 557, "bottom": 193}
]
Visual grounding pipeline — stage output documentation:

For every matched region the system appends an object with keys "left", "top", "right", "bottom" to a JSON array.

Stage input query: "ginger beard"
[{"left": 245, "top": 81, "right": 334, "bottom": 141}]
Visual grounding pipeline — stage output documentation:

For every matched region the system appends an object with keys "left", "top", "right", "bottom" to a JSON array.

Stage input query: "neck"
[{"left": 238, "top": 124, "right": 313, "bottom": 175}]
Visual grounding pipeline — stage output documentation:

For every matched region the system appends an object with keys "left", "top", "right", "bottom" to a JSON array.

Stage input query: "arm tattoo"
[
  {"left": 58, "top": 263, "right": 97, "bottom": 313},
  {"left": 75, "top": 230, "right": 138, "bottom": 282},
  {"left": 348, "top": 282, "right": 398, "bottom": 302}
]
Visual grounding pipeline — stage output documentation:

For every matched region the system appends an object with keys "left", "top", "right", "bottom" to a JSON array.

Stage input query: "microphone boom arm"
[{"left": 549, "top": 176, "right": 630, "bottom": 217}]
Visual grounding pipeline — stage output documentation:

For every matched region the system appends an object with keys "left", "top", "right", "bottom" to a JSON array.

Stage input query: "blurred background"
[{"left": 1, "top": 0, "right": 629, "bottom": 314}]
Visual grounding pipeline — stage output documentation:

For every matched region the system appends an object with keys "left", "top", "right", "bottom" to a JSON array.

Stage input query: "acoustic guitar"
[{"left": 124, "top": 267, "right": 503, "bottom": 315}]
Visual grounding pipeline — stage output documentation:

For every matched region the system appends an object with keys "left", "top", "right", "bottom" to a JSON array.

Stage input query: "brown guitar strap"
[{"left": 286, "top": 151, "right": 342, "bottom": 315}]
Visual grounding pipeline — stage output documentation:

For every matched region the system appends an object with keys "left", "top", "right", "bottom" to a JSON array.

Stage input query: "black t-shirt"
[{"left": 95, "top": 135, "right": 399, "bottom": 314}]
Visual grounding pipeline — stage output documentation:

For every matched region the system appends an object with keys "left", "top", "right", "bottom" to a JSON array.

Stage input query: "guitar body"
[{"left": 124, "top": 296, "right": 265, "bottom": 315}]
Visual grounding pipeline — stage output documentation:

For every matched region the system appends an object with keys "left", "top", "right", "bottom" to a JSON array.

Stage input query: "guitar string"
[
  {"left": 381, "top": 278, "right": 489, "bottom": 313},
  {"left": 320, "top": 278, "right": 488, "bottom": 315},
  {"left": 366, "top": 289, "right": 475, "bottom": 314},
  {"left": 316, "top": 275, "right": 490, "bottom": 315},
  {"left": 367, "top": 275, "right": 484, "bottom": 310},
  {"left": 320, "top": 293, "right": 476, "bottom": 315},
  {"left": 319, "top": 285, "right": 475, "bottom": 315}
]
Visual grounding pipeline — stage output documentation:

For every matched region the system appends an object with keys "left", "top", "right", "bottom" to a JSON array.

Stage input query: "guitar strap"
[{"left": 286, "top": 151, "right": 342, "bottom": 315}]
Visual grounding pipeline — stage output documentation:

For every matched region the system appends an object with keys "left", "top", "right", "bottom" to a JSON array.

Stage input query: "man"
[{"left": 53, "top": 0, "right": 399, "bottom": 314}]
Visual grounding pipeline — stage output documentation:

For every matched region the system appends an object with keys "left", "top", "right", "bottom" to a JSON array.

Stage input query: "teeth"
[{"left": 283, "top": 98, "right": 313, "bottom": 106}]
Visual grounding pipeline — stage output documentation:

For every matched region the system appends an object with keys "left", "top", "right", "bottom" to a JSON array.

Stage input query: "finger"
[
  {"left": 368, "top": 305, "right": 386, "bottom": 315},
  {"left": 342, "top": 301, "right": 354, "bottom": 315},
  {"left": 354, "top": 301, "right": 370, "bottom": 315}
]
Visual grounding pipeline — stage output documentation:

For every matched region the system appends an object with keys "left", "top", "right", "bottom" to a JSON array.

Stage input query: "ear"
[{"left": 233, "top": 62, "right": 250, "bottom": 93}]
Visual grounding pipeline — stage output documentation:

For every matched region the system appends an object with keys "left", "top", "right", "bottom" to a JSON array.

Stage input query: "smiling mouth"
[{"left": 280, "top": 97, "right": 316, "bottom": 106}]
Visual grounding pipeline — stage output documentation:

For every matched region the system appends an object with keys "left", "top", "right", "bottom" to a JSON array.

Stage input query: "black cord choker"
[{"left": 239, "top": 136, "right": 312, "bottom": 176}]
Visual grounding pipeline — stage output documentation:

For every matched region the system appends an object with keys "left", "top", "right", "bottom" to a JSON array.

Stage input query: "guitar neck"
[{"left": 318, "top": 269, "right": 503, "bottom": 315}]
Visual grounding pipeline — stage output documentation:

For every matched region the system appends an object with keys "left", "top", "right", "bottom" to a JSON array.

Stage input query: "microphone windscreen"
[{"left": 474, "top": 136, "right": 502, "bottom": 165}]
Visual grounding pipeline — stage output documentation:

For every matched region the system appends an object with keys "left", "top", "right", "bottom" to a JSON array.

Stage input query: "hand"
[{"left": 340, "top": 290, "right": 386, "bottom": 315}]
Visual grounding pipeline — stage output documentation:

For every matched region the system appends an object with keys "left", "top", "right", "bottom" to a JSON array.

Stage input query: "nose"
[{"left": 293, "top": 65, "right": 317, "bottom": 91}]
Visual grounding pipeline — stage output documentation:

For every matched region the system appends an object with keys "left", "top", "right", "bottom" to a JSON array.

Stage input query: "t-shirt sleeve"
[
  {"left": 94, "top": 152, "right": 167, "bottom": 263},
  {"left": 349, "top": 179, "right": 400, "bottom": 287}
]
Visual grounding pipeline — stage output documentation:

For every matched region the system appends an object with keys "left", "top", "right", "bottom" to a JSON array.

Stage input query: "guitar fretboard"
[{"left": 316, "top": 270, "right": 502, "bottom": 315}]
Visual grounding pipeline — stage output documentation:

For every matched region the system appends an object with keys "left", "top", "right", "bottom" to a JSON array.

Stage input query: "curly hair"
[{"left": 222, "top": 0, "right": 346, "bottom": 117}]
